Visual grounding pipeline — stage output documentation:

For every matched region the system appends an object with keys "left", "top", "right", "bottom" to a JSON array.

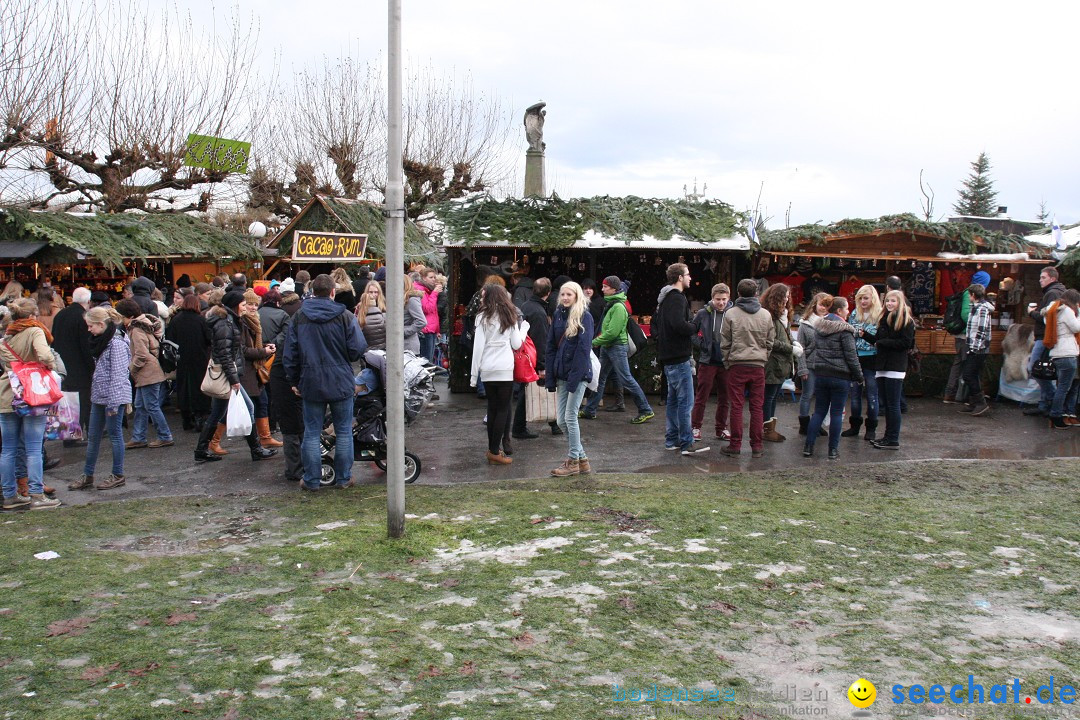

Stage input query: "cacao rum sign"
[{"left": 292, "top": 230, "right": 368, "bottom": 263}]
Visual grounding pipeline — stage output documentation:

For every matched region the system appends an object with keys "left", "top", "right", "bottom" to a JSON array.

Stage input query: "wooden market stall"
[
  {"left": 431, "top": 194, "right": 751, "bottom": 392},
  {"left": 0, "top": 207, "right": 264, "bottom": 299},
  {"left": 755, "top": 214, "right": 1053, "bottom": 396},
  {"left": 261, "top": 195, "right": 441, "bottom": 279}
]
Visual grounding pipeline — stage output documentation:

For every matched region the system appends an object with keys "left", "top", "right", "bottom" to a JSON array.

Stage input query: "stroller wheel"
[
  {"left": 374, "top": 452, "right": 422, "bottom": 484},
  {"left": 319, "top": 461, "right": 337, "bottom": 487}
]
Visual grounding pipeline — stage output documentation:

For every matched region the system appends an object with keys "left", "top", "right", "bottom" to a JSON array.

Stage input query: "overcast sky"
[{"left": 183, "top": 0, "right": 1078, "bottom": 228}]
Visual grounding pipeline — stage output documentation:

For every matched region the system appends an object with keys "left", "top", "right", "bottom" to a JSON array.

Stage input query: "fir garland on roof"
[
  {"left": 431, "top": 194, "right": 744, "bottom": 250},
  {"left": 758, "top": 213, "right": 1037, "bottom": 256}
]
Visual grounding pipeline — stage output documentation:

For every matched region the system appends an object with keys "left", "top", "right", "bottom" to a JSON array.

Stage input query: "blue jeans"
[
  {"left": 663, "top": 360, "right": 694, "bottom": 450},
  {"left": 806, "top": 375, "right": 850, "bottom": 452},
  {"left": 254, "top": 388, "right": 269, "bottom": 419},
  {"left": 799, "top": 370, "right": 817, "bottom": 416},
  {"left": 763, "top": 383, "right": 783, "bottom": 421},
  {"left": 84, "top": 403, "right": 125, "bottom": 477},
  {"left": 132, "top": 381, "right": 172, "bottom": 442},
  {"left": 420, "top": 333, "right": 437, "bottom": 362},
  {"left": 0, "top": 412, "right": 46, "bottom": 497},
  {"left": 556, "top": 380, "right": 588, "bottom": 459},
  {"left": 878, "top": 376, "right": 904, "bottom": 444},
  {"left": 849, "top": 357, "right": 879, "bottom": 428},
  {"left": 584, "top": 343, "right": 652, "bottom": 415},
  {"left": 302, "top": 396, "right": 354, "bottom": 489},
  {"left": 1029, "top": 340, "right": 1057, "bottom": 410},
  {"left": 1050, "top": 356, "right": 1078, "bottom": 418}
]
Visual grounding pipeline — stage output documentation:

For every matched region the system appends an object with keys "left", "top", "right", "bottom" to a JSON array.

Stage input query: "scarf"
[
  {"left": 5, "top": 318, "right": 53, "bottom": 345},
  {"left": 1043, "top": 301, "right": 1080, "bottom": 349},
  {"left": 89, "top": 322, "right": 119, "bottom": 360},
  {"left": 241, "top": 310, "right": 270, "bottom": 383}
]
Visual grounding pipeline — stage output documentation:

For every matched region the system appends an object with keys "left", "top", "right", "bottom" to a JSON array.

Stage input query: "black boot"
[
  {"left": 194, "top": 415, "right": 207, "bottom": 433},
  {"left": 182, "top": 412, "right": 195, "bottom": 432},
  {"left": 798, "top": 416, "right": 809, "bottom": 436},
  {"left": 247, "top": 429, "right": 277, "bottom": 461},
  {"left": 840, "top": 417, "right": 862, "bottom": 437},
  {"left": 863, "top": 421, "right": 878, "bottom": 443},
  {"left": 194, "top": 422, "right": 222, "bottom": 462}
]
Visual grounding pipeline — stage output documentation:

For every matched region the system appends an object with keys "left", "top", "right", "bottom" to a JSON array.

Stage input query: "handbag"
[
  {"left": 1031, "top": 356, "right": 1057, "bottom": 381},
  {"left": 525, "top": 381, "right": 558, "bottom": 423},
  {"left": 200, "top": 359, "right": 232, "bottom": 399},
  {"left": 2, "top": 339, "right": 63, "bottom": 407},
  {"left": 513, "top": 336, "right": 539, "bottom": 383}
]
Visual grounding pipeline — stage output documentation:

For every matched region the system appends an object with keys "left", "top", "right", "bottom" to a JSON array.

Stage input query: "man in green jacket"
[{"left": 580, "top": 276, "right": 654, "bottom": 423}]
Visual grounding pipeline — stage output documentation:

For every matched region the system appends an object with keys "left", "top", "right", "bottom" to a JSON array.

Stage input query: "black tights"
[{"left": 484, "top": 380, "right": 514, "bottom": 454}]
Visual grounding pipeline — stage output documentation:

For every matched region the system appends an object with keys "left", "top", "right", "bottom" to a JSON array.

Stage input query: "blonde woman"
[
  {"left": 356, "top": 281, "right": 387, "bottom": 351},
  {"left": 403, "top": 275, "right": 426, "bottom": 355},
  {"left": 843, "top": 285, "right": 883, "bottom": 441},
  {"left": 545, "top": 281, "right": 595, "bottom": 476},
  {"left": 864, "top": 290, "right": 915, "bottom": 450},
  {"left": 0, "top": 281, "right": 24, "bottom": 307},
  {"left": 331, "top": 268, "right": 357, "bottom": 313}
]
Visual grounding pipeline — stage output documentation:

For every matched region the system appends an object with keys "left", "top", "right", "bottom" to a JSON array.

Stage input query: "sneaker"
[
  {"left": 512, "top": 430, "right": 539, "bottom": 440},
  {"left": 1023, "top": 407, "right": 1047, "bottom": 416},
  {"left": 971, "top": 403, "right": 991, "bottom": 417},
  {"left": 2, "top": 495, "right": 30, "bottom": 511},
  {"left": 603, "top": 404, "right": 626, "bottom": 413},
  {"left": 720, "top": 445, "right": 740, "bottom": 457},
  {"left": 942, "top": 395, "right": 958, "bottom": 404},
  {"left": 29, "top": 494, "right": 61, "bottom": 510},
  {"left": 751, "top": 448, "right": 764, "bottom": 459},
  {"left": 681, "top": 442, "right": 710, "bottom": 455},
  {"left": 333, "top": 479, "right": 355, "bottom": 489},
  {"left": 872, "top": 440, "right": 901, "bottom": 450},
  {"left": 630, "top": 411, "right": 655, "bottom": 424},
  {"left": 578, "top": 410, "right": 596, "bottom": 420},
  {"left": 96, "top": 474, "right": 126, "bottom": 490},
  {"left": 147, "top": 439, "right": 174, "bottom": 448},
  {"left": 957, "top": 405, "right": 975, "bottom": 413},
  {"left": 665, "top": 444, "right": 680, "bottom": 451},
  {"left": 828, "top": 448, "right": 839, "bottom": 460},
  {"left": 716, "top": 429, "right": 731, "bottom": 441},
  {"left": 692, "top": 428, "right": 702, "bottom": 441},
  {"left": 125, "top": 440, "right": 148, "bottom": 450}
]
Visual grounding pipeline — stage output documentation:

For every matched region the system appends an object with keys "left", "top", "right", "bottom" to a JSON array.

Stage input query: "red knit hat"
[{"left": 253, "top": 285, "right": 268, "bottom": 297}]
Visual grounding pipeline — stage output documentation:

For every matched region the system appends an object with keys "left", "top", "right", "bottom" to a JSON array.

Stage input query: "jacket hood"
[
  {"left": 656, "top": 285, "right": 679, "bottom": 307},
  {"left": 1046, "top": 281, "right": 1067, "bottom": 295},
  {"left": 131, "top": 313, "right": 163, "bottom": 337},
  {"left": 815, "top": 317, "right": 855, "bottom": 336},
  {"left": 132, "top": 276, "right": 156, "bottom": 296},
  {"left": 301, "top": 297, "right": 349, "bottom": 323},
  {"left": 604, "top": 291, "right": 627, "bottom": 304},
  {"left": 734, "top": 297, "right": 761, "bottom": 314}
]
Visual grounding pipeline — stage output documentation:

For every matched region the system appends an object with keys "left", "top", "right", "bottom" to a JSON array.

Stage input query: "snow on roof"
[
  {"left": 439, "top": 230, "right": 748, "bottom": 251},
  {"left": 1026, "top": 224, "right": 1080, "bottom": 249}
]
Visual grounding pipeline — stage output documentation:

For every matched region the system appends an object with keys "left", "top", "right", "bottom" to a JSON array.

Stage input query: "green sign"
[{"left": 183, "top": 133, "right": 251, "bottom": 173}]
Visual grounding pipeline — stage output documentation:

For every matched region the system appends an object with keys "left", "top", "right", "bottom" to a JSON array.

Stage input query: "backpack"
[
  {"left": 943, "top": 291, "right": 966, "bottom": 335},
  {"left": 158, "top": 338, "right": 180, "bottom": 374},
  {"left": 626, "top": 316, "right": 648, "bottom": 358}
]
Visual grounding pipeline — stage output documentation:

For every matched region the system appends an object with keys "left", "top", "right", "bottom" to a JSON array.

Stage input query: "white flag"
[
  {"left": 1052, "top": 216, "right": 1065, "bottom": 250},
  {"left": 747, "top": 213, "right": 759, "bottom": 244}
]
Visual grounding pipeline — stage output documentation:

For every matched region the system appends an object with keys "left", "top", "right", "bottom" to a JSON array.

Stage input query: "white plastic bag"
[
  {"left": 525, "top": 382, "right": 557, "bottom": 423},
  {"left": 586, "top": 350, "right": 602, "bottom": 392},
  {"left": 225, "top": 390, "right": 252, "bottom": 437}
]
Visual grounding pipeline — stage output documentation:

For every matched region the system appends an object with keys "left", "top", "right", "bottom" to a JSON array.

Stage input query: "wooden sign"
[{"left": 292, "top": 230, "right": 368, "bottom": 263}]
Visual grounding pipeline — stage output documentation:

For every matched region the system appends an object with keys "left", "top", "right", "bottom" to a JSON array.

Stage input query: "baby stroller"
[{"left": 318, "top": 349, "right": 442, "bottom": 486}]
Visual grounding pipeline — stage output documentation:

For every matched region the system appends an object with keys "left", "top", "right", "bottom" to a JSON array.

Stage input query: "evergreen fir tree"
[{"left": 952, "top": 152, "right": 998, "bottom": 217}]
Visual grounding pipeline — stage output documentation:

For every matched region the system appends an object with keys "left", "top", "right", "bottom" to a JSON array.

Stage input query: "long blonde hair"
[
  {"left": 883, "top": 290, "right": 913, "bottom": 331},
  {"left": 1, "top": 281, "right": 24, "bottom": 304},
  {"left": 331, "top": 267, "right": 351, "bottom": 291},
  {"left": 356, "top": 280, "right": 386, "bottom": 327},
  {"left": 852, "top": 284, "right": 882, "bottom": 324},
  {"left": 85, "top": 305, "right": 123, "bottom": 325},
  {"left": 560, "top": 281, "right": 588, "bottom": 337}
]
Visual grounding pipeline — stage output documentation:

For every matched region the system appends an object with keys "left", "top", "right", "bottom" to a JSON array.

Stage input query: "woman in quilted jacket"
[
  {"left": 545, "top": 281, "right": 594, "bottom": 477},
  {"left": 116, "top": 298, "right": 173, "bottom": 450},
  {"left": 69, "top": 306, "right": 131, "bottom": 491}
]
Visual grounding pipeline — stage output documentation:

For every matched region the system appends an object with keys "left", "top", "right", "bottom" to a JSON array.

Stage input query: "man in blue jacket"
[{"left": 283, "top": 274, "right": 367, "bottom": 491}]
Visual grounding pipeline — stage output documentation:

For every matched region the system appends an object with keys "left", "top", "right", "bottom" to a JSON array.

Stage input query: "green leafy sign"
[{"left": 183, "top": 133, "right": 251, "bottom": 173}]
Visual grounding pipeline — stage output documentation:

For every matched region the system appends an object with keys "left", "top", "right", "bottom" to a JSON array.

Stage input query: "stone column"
[{"left": 524, "top": 149, "right": 545, "bottom": 198}]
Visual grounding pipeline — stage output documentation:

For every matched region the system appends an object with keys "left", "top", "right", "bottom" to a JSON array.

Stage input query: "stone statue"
[{"left": 524, "top": 102, "right": 546, "bottom": 152}]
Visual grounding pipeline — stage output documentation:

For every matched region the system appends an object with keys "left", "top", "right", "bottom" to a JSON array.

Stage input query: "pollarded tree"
[{"left": 952, "top": 152, "right": 999, "bottom": 217}]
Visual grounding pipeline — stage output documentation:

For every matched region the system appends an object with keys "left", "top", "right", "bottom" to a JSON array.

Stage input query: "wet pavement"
[{"left": 39, "top": 383, "right": 1080, "bottom": 508}]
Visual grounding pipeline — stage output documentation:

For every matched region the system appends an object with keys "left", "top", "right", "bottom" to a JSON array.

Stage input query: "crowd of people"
[
  {"left": 0, "top": 264, "right": 452, "bottom": 510},
  {"left": 465, "top": 262, "right": 1080, "bottom": 472}
]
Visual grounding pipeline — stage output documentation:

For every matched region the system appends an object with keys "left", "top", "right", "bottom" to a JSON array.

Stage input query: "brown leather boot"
[
  {"left": 763, "top": 418, "right": 786, "bottom": 442},
  {"left": 208, "top": 423, "right": 228, "bottom": 455},
  {"left": 577, "top": 457, "right": 592, "bottom": 474},
  {"left": 256, "top": 417, "right": 283, "bottom": 448},
  {"left": 551, "top": 458, "right": 580, "bottom": 477},
  {"left": 486, "top": 451, "right": 512, "bottom": 465},
  {"left": 15, "top": 477, "right": 52, "bottom": 496}
]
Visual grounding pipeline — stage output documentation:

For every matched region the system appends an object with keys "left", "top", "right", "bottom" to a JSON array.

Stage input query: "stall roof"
[
  {"left": 0, "top": 208, "right": 262, "bottom": 270},
  {"left": 757, "top": 213, "right": 1050, "bottom": 263},
  {"left": 267, "top": 196, "right": 441, "bottom": 268},
  {"left": 431, "top": 193, "right": 747, "bottom": 251},
  {"left": 0, "top": 241, "right": 48, "bottom": 259}
]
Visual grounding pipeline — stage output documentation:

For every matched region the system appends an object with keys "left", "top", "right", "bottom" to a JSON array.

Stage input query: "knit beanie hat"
[
  {"left": 972, "top": 271, "right": 991, "bottom": 289},
  {"left": 222, "top": 290, "right": 246, "bottom": 310},
  {"left": 602, "top": 275, "right": 622, "bottom": 291}
]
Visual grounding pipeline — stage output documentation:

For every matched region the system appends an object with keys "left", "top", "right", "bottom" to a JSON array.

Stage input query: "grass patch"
[{"left": 1, "top": 460, "right": 1077, "bottom": 719}]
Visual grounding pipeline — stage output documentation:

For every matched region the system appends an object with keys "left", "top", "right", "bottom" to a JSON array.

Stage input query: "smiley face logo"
[{"left": 847, "top": 678, "right": 876, "bottom": 708}]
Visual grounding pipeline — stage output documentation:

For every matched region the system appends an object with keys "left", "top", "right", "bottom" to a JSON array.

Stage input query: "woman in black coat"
[
  {"left": 165, "top": 293, "right": 212, "bottom": 431},
  {"left": 268, "top": 311, "right": 305, "bottom": 483}
]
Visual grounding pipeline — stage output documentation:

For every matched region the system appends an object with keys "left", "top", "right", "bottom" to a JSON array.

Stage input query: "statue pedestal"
[{"left": 524, "top": 149, "right": 546, "bottom": 198}]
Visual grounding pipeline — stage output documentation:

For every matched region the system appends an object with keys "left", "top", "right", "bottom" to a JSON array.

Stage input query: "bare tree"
[
  {"left": 249, "top": 60, "right": 515, "bottom": 220},
  {"left": 1, "top": 0, "right": 259, "bottom": 213},
  {"left": 919, "top": 169, "right": 935, "bottom": 221}
]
